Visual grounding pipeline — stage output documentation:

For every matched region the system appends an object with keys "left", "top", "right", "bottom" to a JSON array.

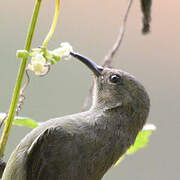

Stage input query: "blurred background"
[{"left": 0, "top": 0, "right": 179, "bottom": 179}]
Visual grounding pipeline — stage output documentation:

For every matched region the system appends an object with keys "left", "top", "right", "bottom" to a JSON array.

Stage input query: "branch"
[
  {"left": 82, "top": 0, "right": 133, "bottom": 111},
  {"left": 102, "top": 0, "right": 133, "bottom": 68}
]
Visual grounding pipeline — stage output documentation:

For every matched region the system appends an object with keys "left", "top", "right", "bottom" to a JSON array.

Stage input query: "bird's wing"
[{"left": 26, "top": 126, "right": 73, "bottom": 180}]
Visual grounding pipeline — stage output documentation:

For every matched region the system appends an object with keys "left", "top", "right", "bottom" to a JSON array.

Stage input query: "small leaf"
[
  {"left": 0, "top": 113, "right": 39, "bottom": 129},
  {"left": 13, "top": 118, "right": 38, "bottom": 129},
  {"left": 114, "top": 123, "right": 156, "bottom": 167},
  {"left": 126, "top": 130, "right": 152, "bottom": 155},
  {"left": 127, "top": 123, "right": 156, "bottom": 155}
]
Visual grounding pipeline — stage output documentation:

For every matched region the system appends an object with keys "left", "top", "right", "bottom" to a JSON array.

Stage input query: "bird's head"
[{"left": 71, "top": 52, "right": 150, "bottom": 127}]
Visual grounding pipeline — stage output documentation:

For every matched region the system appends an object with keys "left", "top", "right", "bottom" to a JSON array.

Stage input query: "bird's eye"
[{"left": 109, "top": 74, "right": 122, "bottom": 84}]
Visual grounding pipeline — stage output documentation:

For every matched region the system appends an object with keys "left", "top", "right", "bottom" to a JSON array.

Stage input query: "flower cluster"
[{"left": 17, "top": 42, "right": 73, "bottom": 76}]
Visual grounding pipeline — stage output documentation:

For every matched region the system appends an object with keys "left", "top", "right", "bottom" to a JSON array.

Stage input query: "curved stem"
[
  {"left": 102, "top": 0, "right": 133, "bottom": 67},
  {"left": 42, "top": 0, "right": 60, "bottom": 48},
  {"left": 82, "top": 0, "right": 134, "bottom": 110},
  {"left": 0, "top": 0, "right": 42, "bottom": 157}
]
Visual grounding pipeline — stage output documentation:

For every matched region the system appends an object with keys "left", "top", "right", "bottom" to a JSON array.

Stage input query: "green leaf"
[
  {"left": 0, "top": 113, "right": 39, "bottom": 129},
  {"left": 114, "top": 123, "right": 156, "bottom": 167},
  {"left": 126, "top": 130, "right": 151, "bottom": 154},
  {"left": 13, "top": 118, "right": 38, "bottom": 129}
]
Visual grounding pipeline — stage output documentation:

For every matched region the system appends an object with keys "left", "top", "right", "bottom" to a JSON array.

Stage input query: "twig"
[
  {"left": 82, "top": 0, "right": 133, "bottom": 111},
  {"left": 82, "top": 85, "right": 93, "bottom": 111},
  {"left": 16, "top": 69, "right": 30, "bottom": 115},
  {"left": 0, "top": 70, "right": 31, "bottom": 130},
  {"left": 102, "top": 0, "right": 133, "bottom": 68}
]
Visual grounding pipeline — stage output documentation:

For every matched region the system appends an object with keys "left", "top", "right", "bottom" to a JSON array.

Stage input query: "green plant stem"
[
  {"left": 0, "top": 0, "right": 42, "bottom": 157},
  {"left": 42, "top": 0, "right": 60, "bottom": 48}
]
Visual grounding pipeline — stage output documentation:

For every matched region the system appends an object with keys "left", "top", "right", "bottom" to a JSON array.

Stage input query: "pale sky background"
[{"left": 0, "top": 0, "right": 180, "bottom": 179}]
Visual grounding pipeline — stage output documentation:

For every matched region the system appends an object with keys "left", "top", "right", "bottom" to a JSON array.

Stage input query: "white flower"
[
  {"left": 28, "top": 54, "right": 48, "bottom": 76},
  {"left": 52, "top": 42, "right": 73, "bottom": 60}
]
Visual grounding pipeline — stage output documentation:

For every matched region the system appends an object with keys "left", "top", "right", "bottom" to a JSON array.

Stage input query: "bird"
[{"left": 2, "top": 52, "right": 150, "bottom": 180}]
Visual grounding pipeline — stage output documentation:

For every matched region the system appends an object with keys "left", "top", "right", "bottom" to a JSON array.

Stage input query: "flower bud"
[
  {"left": 16, "top": 50, "right": 29, "bottom": 59},
  {"left": 52, "top": 42, "right": 73, "bottom": 60}
]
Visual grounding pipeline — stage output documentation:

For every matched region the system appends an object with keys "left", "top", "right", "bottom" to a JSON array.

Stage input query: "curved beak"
[{"left": 70, "top": 52, "right": 103, "bottom": 77}]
